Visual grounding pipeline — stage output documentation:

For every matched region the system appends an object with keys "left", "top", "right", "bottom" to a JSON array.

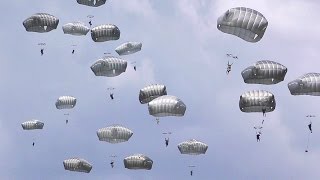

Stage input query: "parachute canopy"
[
  {"left": 91, "top": 24, "right": 120, "bottom": 42},
  {"left": 124, "top": 154, "right": 153, "bottom": 170},
  {"left": 115, "top": 42, "right": 142, "bottom": 56},
  {"left": 217, "top": 7, "right": 268, "bottom": 42},
  {"left": 148, "top": 95, "right": 186, "bottom": 117},
  {"left": 23, "top": 13, "right": 59, "bottom": 33},
  {"left": 62, "top": 21, "right": 90, "bottom": 36},
  {"left": 288, "top": 73, "right": 320, "bottom": 96},
  {"left": 239, "top": 90, "right": 276, "bottom": 113},
  {"left": 21, "top": 120, "right": 44, "bottom": 130},
  {"left": 63, "top": 158, "right": 92, "bottom": 173},
  {"left": 241, "top": 60, "right": 287, "bottom": 85},
  {"left": 178, "top": 139, "right": 208, "bottom": 155},
  {"left": 97, "top": 124, "right": 133, "bottom": 144},
  {"left": 77, "top": 0, "right": 106, "bottom": 7},
  {"left": 91, "top": 56, "right": 127, "bottom": 77},
  {"left": 139, "top": 84, "right": 167, "bottom": 104},
  {"left": 55, "top": 96, "right": 77, "bottom": 109}
]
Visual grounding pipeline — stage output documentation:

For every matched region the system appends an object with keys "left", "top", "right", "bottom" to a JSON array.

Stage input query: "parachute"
[
  {"left": 288, "top": 73, "right": 320, "bottom": 96},
  {"left": 217, "top": 7, "right": 268, "bottom": 43},
  {"left": 90, "top": 56, "right": 127, "bottom": 77},
  {"left": 62, "top": 22, "right": 90, "bottom": 36},
  {"left": 124, "top": 154, "right": 153, "bottom": 170},
  {"left": 21, "top": 120, "right": 44, "bottom": 130},
  {"left": 55, "top": 96, "right": 77, "bottom": 109},
  {"left": 239, "top": 90, "right": 276, "bottom": 113},
  {"left": 139, "top": 84, "right": 167, "bottom": 104},
  {"left": 63, "top": 158, "right": 92, "bottom": 173},
  {"left": 115, "top": 42, "right": 142, "bottom": 56},
  {"left": 148, "top": 95, "right": 186, "bottom": 117},
  {"left": 77, "top": 0, "right": 106, "bottom": 7},
  {"left": 241, "top": 60, "right": 287, "bottom": 85},
  {"left": 97, "top": 125, "right": 133, "bottom": 144},
  {"left": 23, "top": 13, "right": 59, "bottom": 33},
  {"left": 177, "top": 139, "right": 208, "bottom": 155},
  {"left": 91, "top": 24, "right": 120, "bottom": 42}
]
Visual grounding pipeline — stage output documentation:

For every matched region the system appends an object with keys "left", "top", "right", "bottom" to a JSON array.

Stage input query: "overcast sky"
[{"left": 1, "top": 0, "right": 320, "bottom": 179}]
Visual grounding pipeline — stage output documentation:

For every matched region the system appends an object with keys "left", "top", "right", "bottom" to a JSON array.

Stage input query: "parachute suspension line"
[
  {"left": 226, "top": 54, "right": 236, "bottom": 75},
  {"left": 64, "top": 113, "right": 69, "bottom": 124},
  {"left": 131, "top": 61, "right": 137, "bottom": 71},
  {"left": 107, "top": 87, "right": 115, "bottom": 101},
  {"left": 305, "top": 115, "right": 315, "bottom": 152},
  {"left": 253, "top": 118, "right": 264, "bottom": 142},
  {"left": 254, "top": 118, "right": 264, "bottom": 134},
  {"left": 306, "top": 132, "right": 311, "bottom": 153}
]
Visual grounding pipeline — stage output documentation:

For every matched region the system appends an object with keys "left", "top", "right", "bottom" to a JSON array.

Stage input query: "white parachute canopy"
[
  {"left": 115, "top": 42, "right": 142, "bottom": 56},
  {"left": 91, "top": 56, "right": 127, "bottom": 77},
  {"left": 23, "top": 13, "right": 59, "bottom": 33},
  {"left": 62, "top": 21, "right": 90, "bottom": 36},
  {"left": 76, "top": 0, "right": 107, "bottom": 7},
  {"left": 177, "top": 139, "right": 208, "bottom": 155},
  {"left": 21, "top": 120, "right": 44, "bottom": 130},
  {"left": 217, "top": 7, "right": 268, "bottom": 43},
  {"left": 63, "top": 158, "right": 92, "bottom": 173},
  {"left": 239, "top": 90, "right": 276, "bottom": 113},
  {"left": 288, "top": 73, "right": 320, "bottom": 96},
  {"left": 139, "top": 84, "right": 167, "bottom": 104},
  {"left": 241, "top": 60, "right": 287, "bottom": 85},
  {"left": 97, "top": 124, "right": 133, "bottom": 144},
  {"left": 124, "top": 154, "right": 153, "bottom": 170},
  {"left": 148, "top": 95, "right": 186, "bottom": 117},
  {"left": 55, "top": 96, "right": 77, "bottom": 109},
  {"left": 91, "top": 24, "right": 120, "bottom": 42}
]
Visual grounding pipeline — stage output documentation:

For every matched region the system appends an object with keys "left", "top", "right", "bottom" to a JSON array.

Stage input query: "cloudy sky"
[{"left": 1, "top": 0, "right": 320, "bottom": 179}]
